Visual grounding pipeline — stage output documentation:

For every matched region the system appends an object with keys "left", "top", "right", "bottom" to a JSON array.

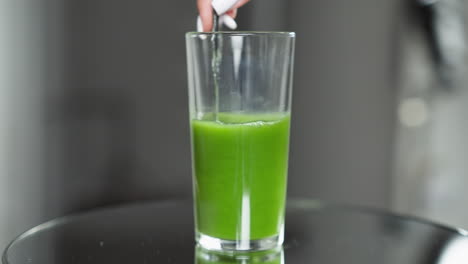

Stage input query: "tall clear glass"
[{"left": 186, "top": 32, "right": 295, "bottom": 252}]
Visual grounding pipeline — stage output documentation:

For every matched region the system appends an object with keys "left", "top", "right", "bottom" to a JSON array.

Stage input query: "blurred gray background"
[{"left": 1, "top": 0, "right": 467, "bottom": 250}]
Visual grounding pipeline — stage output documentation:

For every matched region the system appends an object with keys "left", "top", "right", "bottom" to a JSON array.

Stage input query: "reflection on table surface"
[
  {"left": 3, "top": 200, "right": 468, "bottom": 264},
  {"left": 195, "top": 246, "right": 283, "bottom": 264}
]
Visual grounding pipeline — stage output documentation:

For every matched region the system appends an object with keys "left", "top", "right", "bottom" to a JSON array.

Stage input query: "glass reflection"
[{"left": 195, "top": 246, "right": 284, "bottom": 264}]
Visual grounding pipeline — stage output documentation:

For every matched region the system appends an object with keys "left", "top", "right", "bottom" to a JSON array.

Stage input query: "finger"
[
  {"left": 220, "top": 15, "right": 237, "bottom": 30},
  {"left": 197, "top": 0, "right": 213, "bottom": 32},
  {"left": 225, "top": 8, "right": 237, "bottom": 19}
]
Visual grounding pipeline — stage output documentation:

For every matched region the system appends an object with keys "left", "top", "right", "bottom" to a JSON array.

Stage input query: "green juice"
[{"left": 191, "top": 113, "right": 290, "bottom": 240}]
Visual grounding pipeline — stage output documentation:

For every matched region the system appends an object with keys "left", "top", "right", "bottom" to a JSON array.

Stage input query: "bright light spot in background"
[
  {"left": 437, "top": 237, "right": 468, "bottom": 263},
  {"left": 398, "top": 97, "right": 429, "bottom": 127}
]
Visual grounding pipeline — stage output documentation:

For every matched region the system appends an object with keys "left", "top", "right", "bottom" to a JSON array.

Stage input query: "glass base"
[{"left": 196, "top": 232, "right": 283, "bottom": 252}]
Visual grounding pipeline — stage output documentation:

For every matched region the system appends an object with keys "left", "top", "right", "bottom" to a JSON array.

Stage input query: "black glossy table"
[{"left": 3, "top": 200, "right": 468, "bottom": 264}]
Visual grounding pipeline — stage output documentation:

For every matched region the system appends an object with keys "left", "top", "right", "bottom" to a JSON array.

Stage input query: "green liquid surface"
[{"left": 191, "top": 113, "right": 290, "bottom": 240}]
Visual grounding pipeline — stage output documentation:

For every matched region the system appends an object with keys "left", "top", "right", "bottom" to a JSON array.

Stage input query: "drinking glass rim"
[{"left": 186, "top": 31, "right": 295, "bottom": 37}]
